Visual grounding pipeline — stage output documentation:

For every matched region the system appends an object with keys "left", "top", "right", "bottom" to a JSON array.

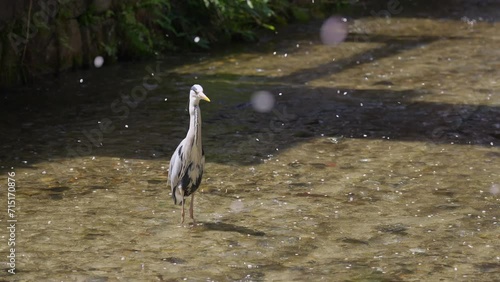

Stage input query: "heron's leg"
[
  {"left": 180, "top": 188, "right": 185, "bottom": 224},
  {"left": 189, "top": 193, "right": 195, "bottom": 223}
]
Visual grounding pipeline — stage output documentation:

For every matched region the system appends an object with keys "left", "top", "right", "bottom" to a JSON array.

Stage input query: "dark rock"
[
  {"left": 60, "top": 0, "right": 88, "bottom": 19},
  {"left": 162, "top": 257, "right": 187, "bottom": 264},
  {"left": 92, "top": 0, "right": 112, "bottom": 13},
  {"left": 435, "top": 203, "right": 461, "bottom": 210},
  {"left": 376, "top": 223, "right": 408, "bottom": 235},
  {"left": 0, "top": 0, "right": 28, "bottom": 22},
  {"left": 48, "top": 186, "right": 70, "bottom": 192},
  {"left": 310, "top": 163, "right": 326, "bottom": 169},
  {"left": 27, "top": 26, "right": 58, "bottom": 75},
  {"left": 373, "top": 80, "right": 394, "bottom": 86},
  {"left": 475, "top": 262, "right": 500, "bottom": 273},
  {"left": 57, "top": 19, "right": 83, "bottom": 71},
  {"left": 80, "top": 18, "right": 117, "bottom": 67},
  {"left": 340, "top": 237, "right": 369, "bottom": 245},
  {"left": 0, "top": 36, "right": 22, "bottom": 85}
]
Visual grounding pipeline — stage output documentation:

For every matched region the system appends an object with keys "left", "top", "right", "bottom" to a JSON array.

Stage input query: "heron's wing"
[
  {"left": 192, "top": 147, "right": 205, "bottom": 188},
  {"left": 168, "top": 139, "right": 189, "bottom": 192}
]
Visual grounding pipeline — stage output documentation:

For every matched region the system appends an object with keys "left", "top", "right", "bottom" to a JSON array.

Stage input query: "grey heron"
[{"left": 168, "top": 84, "right": 210, "bottom": 224}]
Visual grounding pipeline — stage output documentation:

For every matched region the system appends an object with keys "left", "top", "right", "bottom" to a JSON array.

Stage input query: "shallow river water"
[{"left": 1, "top": 2, "right": 500, "bottom": 281}]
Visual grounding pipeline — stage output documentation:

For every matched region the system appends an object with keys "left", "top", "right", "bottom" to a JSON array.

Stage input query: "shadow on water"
[
  {"left": 197, "top": 222, "right": 266, "bottom": 237},
  {"left": 0, "top": 9, "right": 498, "bottom": 173},
  {"left": 281, "top": 34, "right": 464, "bottom": 83}
]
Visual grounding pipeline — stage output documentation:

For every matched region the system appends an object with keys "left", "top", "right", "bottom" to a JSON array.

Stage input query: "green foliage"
[
  {"left": 78, "top": 7, "right": 99, "bottom": 27},
  {"left": 204, "top": 0, "right": 276, "bottom": 38},
  {"left": 112, "top": 0, "right": 177, "bottom": 56},
  {"left": 290, "top": 5, "right": 310, "bottom": 23},
  {"left": 107, "top": 0, "right": 284, "bottom": 53},
  {"left": 80, "top": 0, "right": 354, "bottom": 56},
  {"left": 1, "top": 0, "right": 356, "bottom": 86},
  {"left": 57, "top": 4, "right": 73, "bottom": 20},
  {"left": 101, "top": 42, "right": 118, "bottom": 59},
  {"left": 139, "top": 0, "right": 177, "bottom": 51},
  {"left": 116, "top": 4, "right": 154, "bottom": 58},
  {"left": 168, "top": 0, "right": 279, "bottom": 45}
]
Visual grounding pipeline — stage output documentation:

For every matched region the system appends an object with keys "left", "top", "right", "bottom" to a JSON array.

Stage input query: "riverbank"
[{"left": 0, "top": 0, "right": 347, "bottom": 88}]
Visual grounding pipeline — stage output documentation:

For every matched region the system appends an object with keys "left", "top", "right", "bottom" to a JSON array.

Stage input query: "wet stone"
[
  {"left": 48, "top": 186, "right": 70, "bottom": 192},
  {"left": 310, "top": 163, "right": 327, "bottom": 169},
  {"left": 49, "top": 194, "right": 64, "bottom": 200},
  {"left": 432, "top": 188, "right": 456, "bottom": 197},
  {"left": 85, "top": 277, "right": 109, "bottom": 282},
  {"left": 326, "top": 136, "right": 344, "bottom": 144},
  {"left": 288, "top": 161, "right": 303, "bottom": 168},
  {"left": 475, "top": 262, "right": 500, "bottom": 273},
  {"left": 376, "top": 224, "right": 409, "bottom": 235},
  {"left": 162, "top": 257, "right": 187, "bottom": 264},
  {"left": 83, "top": 229, "right": 109, "bottom": 240},
  {"left": 288, "top": 182, "right": 308, "bottom": 188},
  {"left": 293, "top": 192, "right": 329, "bottom": 198},
  {"left": 373, "top": 80, "right": 394, "bottom": 86},
  {"left": 435, "top": 203, "right": 461, "bottom": 210},
  {"left": 484, "top": 151, "right": 500, "bottom": 158},
  {"left": 340, "top": 237, "right": 369, "bottom": 245}
]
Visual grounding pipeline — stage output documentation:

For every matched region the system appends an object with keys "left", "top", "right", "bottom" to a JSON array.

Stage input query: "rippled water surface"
[{"left": 1, "top": 3, "right": 500, "bottom": 281}]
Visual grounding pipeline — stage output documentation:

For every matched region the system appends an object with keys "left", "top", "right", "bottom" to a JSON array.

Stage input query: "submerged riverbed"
[{"left": 1, "top": 2, "right": 500, "bottom": 281}]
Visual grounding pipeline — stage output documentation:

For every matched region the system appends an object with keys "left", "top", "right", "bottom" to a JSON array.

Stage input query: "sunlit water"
[{"left": 1, "top": 4, "right": 500, "bottom": 281}]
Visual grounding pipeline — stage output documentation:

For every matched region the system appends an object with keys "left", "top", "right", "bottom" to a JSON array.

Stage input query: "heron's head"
[{"left": 190, "top": 84, "right": 211, "bottom": 104}]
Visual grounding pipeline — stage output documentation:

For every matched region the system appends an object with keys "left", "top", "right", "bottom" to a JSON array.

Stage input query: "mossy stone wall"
[{"left": 0, "top": 0, "right": 122, "bottom": 87}]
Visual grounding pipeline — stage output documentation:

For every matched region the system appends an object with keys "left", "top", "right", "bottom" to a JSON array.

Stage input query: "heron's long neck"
[{"left": 188, "top": 104, "right": 202, "bottom": 148}]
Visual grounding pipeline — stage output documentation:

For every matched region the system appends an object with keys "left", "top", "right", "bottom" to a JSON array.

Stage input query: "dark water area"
[{"left": 1, "top": 1, "right": 499, "bottom": 281}]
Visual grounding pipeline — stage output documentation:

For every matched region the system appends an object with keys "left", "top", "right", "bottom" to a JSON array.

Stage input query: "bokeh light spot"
[
  {"left": 490, "top": 184, "right": 499, "bottom": 195},
  {"left": 93, "top": 56, "right": 104, "bottom": 68},
  {"left": 320, "top": 16, "right": 348, "bottom": 46},
  {"left": 251, "top": 91, "right": 275, "bottom": 113}
]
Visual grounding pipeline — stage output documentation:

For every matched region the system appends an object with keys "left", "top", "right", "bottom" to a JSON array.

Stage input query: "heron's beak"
[{"left": 200, "top": 92, "right": 211, "bottom": 102}]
